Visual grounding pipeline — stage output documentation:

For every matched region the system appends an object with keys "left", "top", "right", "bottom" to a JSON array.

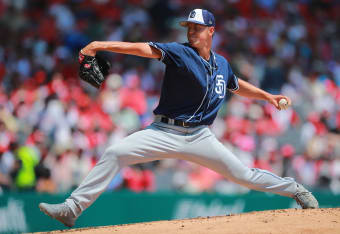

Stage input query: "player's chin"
[{"left": 189, "top": 40, "right": 199, "bottom": 48}]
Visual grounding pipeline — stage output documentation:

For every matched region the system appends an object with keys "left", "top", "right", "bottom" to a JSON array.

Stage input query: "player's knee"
[
  {"left": 239, "top": 168, "right": 264, "bottom": 185},
  {"left": 102, "top": 145, "right": 125, "bottom": 165}
]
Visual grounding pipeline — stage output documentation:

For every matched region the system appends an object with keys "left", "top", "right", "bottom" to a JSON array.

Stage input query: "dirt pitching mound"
[{"left": 39, "top": 208, "right": 340, "bottom": 234}]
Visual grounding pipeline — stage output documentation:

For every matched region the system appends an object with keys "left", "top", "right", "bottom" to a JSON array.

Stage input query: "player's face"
[{"left": 187, "top": 23, "right": 214, "bottom": 48}]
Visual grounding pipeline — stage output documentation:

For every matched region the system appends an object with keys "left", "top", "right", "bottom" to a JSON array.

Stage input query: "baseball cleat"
[
  {"left": 293, "top": 184, "right": 319, "bottom": 209},
  {"left": 39, "top": 202, "right": 77, "bottom": 227}
]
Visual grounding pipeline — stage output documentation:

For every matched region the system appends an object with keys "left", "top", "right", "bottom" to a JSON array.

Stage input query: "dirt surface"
[{"left": 38, "top": 208, "right": 340, "bottom": 234}]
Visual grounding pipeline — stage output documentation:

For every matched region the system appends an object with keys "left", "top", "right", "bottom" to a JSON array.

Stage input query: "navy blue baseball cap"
[{"left": 180, "top": 9, "right": 215, "bottom": 27}]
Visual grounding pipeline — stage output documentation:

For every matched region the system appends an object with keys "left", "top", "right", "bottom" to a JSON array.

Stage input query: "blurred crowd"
[{"left": 0, "top": 0, "right": 339, "bottom": 195}]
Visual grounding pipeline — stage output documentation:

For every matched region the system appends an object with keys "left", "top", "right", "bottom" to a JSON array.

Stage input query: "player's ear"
[{"left": 209, "top": 26, "right": 215, "bottom": 37}]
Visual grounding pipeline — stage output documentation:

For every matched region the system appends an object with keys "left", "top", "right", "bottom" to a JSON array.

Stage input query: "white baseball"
[{"left": 279, "top": 98, "right": 288, "bottom": 110}]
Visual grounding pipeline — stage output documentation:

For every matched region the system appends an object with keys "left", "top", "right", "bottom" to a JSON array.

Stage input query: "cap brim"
[{"left": 179, "top": 20, "right": 208, "bottom": 27}]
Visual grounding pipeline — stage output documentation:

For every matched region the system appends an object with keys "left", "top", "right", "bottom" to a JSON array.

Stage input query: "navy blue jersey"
[{"left": 149, "top": 42, "right": 239, "bottom": 125}]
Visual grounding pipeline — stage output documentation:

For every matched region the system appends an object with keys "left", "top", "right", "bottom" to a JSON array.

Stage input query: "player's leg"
[
  {"left": 39, "top": 124, "right": 183, "bottom": 227},
  {"left": 179, "top": 127, "right": 318, "bottom": 208}
]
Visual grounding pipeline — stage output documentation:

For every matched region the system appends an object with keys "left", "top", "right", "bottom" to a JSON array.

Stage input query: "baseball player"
[{"left": 39, "top": 9, "right": 318, "bottom": 227}]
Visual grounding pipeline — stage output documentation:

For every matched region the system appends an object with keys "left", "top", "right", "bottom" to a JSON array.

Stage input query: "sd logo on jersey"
[{"left": 215, "top": 75, "right": 226, "bottom": 98}]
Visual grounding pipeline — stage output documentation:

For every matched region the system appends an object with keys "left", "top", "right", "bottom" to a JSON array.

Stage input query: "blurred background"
[{"left": 0, "top": 0, "right": 339, "bottom": 233}]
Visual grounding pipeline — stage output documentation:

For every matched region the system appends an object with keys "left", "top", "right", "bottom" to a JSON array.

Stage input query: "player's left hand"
[
  {"left": 81, "top": 42, "right": 97, "bottom": 56},
  {"left": 78, "top": 51, "right": 111, "bottom": 89},
  {"left": 267, "top": 95, "right": 292, "bottom": 110}
]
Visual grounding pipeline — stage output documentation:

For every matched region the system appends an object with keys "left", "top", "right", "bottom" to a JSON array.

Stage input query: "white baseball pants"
[{"left": 66, "top": 122, "right": 298, "bottom": 217}]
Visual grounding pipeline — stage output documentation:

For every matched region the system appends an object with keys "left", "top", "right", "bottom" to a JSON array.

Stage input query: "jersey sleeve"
[
  {"left": 226, "top": 63, "right": 239, "bottom": 91},
  {"left": 148, "top": 42, "right": 185, "bottom": 66}
]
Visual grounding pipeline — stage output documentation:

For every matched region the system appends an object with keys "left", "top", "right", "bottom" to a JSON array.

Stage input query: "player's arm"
[
  {"left": 232, "top": 78, "right": 291, "bottom": 110},
  {"left": 80, "top": 41, "right": 162, "bottom": 59}
]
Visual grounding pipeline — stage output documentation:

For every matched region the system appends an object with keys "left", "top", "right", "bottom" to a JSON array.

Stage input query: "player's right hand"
[{"left": 268, "top": 95, "right": 292, "bottom": 110}]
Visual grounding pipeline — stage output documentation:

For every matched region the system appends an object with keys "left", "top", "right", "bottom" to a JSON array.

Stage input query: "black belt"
[{"left": 159, "top": 116, "right": 201, "bottom": 128}]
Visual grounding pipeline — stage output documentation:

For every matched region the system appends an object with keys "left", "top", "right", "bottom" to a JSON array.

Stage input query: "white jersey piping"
[{"left": 186, "top": 72, "right": 209, "bottom": 122}]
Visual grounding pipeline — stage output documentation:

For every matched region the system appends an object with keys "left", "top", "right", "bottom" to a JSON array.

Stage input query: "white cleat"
[
  {"left": 293, "top": 184, "right": 319, "bottom": 209},
  {"left": 39, "top": 202, "right": 77, "bottom": 227}
]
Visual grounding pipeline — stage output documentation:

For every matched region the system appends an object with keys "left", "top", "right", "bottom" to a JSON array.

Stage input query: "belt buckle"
[{"left": 182, "top": 121, "right": 190, "bottom": 128}]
